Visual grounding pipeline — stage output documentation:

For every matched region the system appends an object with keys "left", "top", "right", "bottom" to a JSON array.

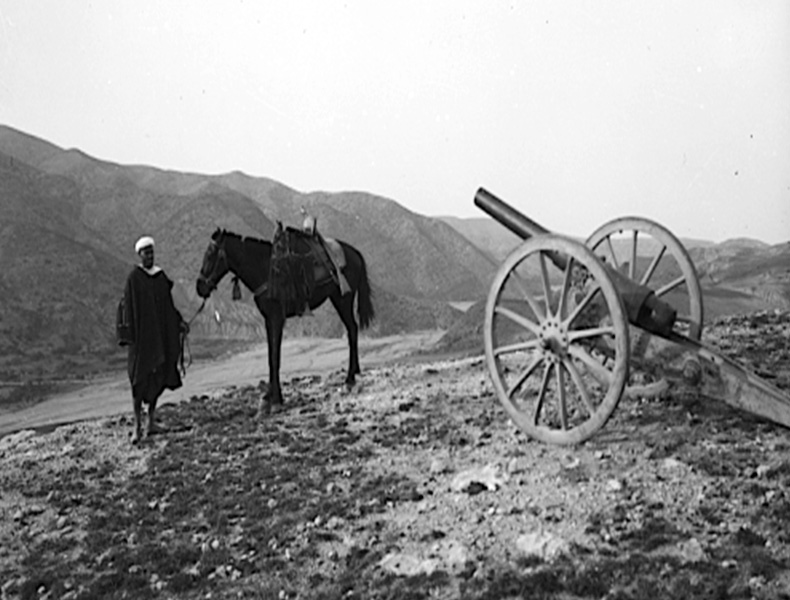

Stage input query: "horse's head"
[{"left": 196, "top": 228, "right": 230, "bottom": 298}]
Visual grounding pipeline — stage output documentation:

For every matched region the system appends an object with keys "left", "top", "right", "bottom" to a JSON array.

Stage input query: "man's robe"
[{"left": 123, "top": 266, "right": 183, "bottom": 401}]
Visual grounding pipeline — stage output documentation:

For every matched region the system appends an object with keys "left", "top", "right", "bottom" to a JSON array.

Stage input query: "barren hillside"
[{"left": 1, "top": 311, "right": 789, "bottom": 599}]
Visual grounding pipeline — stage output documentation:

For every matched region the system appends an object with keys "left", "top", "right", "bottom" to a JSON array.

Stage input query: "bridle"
[
  {"left": 181, "top": 237, "right": 229, "bottom": 375},
  {"left": 197, "top": 238, "right": 228, "bottom": 295}
]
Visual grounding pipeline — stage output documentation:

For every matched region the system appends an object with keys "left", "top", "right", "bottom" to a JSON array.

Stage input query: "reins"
[{"left": 179, "top": 298, "right": 206, "bottom": 376}]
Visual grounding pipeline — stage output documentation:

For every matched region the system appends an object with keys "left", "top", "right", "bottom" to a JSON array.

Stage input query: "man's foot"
[{"left": 147, "top": 423, "right": 163, "bottom": 436}]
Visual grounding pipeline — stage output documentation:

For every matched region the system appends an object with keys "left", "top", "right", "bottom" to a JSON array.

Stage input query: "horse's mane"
[{"left": 219, "top": 229, "right": 271, "bottom": 249}]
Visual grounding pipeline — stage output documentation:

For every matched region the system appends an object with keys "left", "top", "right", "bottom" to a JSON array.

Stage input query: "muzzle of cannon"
[{"left": 474, "top": 187, "right": 676, "bottom": 337}]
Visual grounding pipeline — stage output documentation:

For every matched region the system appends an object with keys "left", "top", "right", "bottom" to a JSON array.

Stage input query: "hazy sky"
[{"left": 1, "top": 1, "right": 788, "bottom": 243}]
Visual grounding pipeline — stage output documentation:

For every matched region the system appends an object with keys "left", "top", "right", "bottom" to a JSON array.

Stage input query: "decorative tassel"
[{"left": 232, "top": 277, "right": 242, "bottom": 301}]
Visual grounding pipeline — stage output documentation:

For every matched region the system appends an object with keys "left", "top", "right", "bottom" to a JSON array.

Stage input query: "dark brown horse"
[{"left": 196, "top": 227, "right": 374, "bottom": 409}]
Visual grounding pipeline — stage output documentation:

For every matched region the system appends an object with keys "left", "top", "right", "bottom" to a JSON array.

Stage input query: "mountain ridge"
[{"left": 1, "top": 124, "right": 787, "bottom": 389}]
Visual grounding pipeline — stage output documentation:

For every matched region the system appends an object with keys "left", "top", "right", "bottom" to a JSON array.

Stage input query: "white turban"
[{"left": 134, "top": 236, "right": 155, "bottom": 253}]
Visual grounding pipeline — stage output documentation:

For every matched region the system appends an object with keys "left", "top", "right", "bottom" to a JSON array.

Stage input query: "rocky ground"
[{"left": 1, "top": 311, "right": 790, "bottom": 600}]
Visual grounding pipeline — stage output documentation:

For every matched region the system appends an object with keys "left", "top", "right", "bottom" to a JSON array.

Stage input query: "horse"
[{"left": 196, "top": 226, "right": 374, "bottom": 410}]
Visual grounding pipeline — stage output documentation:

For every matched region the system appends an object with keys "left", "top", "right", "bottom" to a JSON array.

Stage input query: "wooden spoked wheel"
[
  {"left": 484, "top": 235, "right": 630, "bottom": 445},
  {"left": 586, "top": 217, "right": 704, "bottom": 340}
]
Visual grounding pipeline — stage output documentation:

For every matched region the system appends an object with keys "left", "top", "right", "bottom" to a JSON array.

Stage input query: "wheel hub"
[{"left": 539, "top": 317, "right": 569, "bottom": 363}]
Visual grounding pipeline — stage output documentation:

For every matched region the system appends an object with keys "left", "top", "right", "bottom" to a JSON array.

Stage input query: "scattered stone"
[
  {"left": 379, "top": 552, "right": 440, "bottom": 576},
  {"left": 515, "top": 531, "right": 569, "bottom": 561},
  {"left": 507, "top": 457, "right": 525, "bottom": 475},
  {"left": 429, "top": 458, "right": 451, "bottom": 475},
  {"left": 661, "top": 457, "right": 686, "bottom": 470},
  {"left": 424, "top": 538, "right": 474, "bottom": 575},
  {"left": 451, "top": 463, "right": 507, "bottom": 494}
]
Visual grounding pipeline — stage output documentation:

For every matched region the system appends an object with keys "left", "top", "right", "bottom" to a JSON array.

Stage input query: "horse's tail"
[{"left": 355, "top": 249, "right": 375, "bottom": 330}]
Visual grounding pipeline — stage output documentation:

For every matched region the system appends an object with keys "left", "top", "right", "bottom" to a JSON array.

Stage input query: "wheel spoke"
[
  {"left": 568, "top": 344, "right": 613, "bottom": 385},
  {"left": 494, "top": 305, "right": 541, "bottom": 336},
  {"left": 533, "top": 362, "right": 553, "bottom": 426},
  {"left": 568, "top": 325, "right": 617, "bottom": 342},
  {"left": 630, "top": 230, "right": 638, "bottom": 280},
  {"left": 557, "top": 257, "right": 574, "bottom": 320},
  {"left": 640, "top": 245, "right": 667, "bottom": 287},
  {"left": 507, "top": 269, "right": 546, "bottom": 321},
  {"left": 655, "top": 274, "right": 686, "bottom": 297},
  {"left": 565, "top": 283, "right": 602, "bottom": 327},
  {"left": 506, "top": 354, "right": 543, "bottom": 399},
  {"left": 564, "top": 358, "right": 597, "bottom": 416},
  {"left": 605, "top": 235, "right": 619, "bottom": 271},
  {"left": 539, "top": 252, "right": 553, "bottom": 316},
  {"left": 556, "top": 363, "right": 568, "bottom": 430},
  {"left": 494, "top": 338, "right": 541, "bottom": 358}
]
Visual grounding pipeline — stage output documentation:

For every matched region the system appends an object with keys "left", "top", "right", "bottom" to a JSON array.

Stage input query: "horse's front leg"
[{"left": 263, "top": 310, "right": 285, "bottom": 413}]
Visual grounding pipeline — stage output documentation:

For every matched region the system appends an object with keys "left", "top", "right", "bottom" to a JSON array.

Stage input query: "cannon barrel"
[
  {"left": 474, "top": 187, "right": 552, "bottom": 240},
  {"left": 474, "top": 187, "right": 569, "bottom": 270},
  {"left": 474, "top": 186, "right": 677, "bottom": 337}
]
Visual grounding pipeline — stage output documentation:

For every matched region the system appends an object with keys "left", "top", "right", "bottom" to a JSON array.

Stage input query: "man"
[{"left": 120, "top": 236, "right": 187, "bottom": 443}]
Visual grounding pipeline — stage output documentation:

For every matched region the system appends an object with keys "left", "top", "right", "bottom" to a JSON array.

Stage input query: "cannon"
[{"left": 476, "top": 187, "right": 790, "bottom": 445}]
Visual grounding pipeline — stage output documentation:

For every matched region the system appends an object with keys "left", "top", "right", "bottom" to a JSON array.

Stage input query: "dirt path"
[{"left": 0, "top": 332, "right": 442, "bottom": 437}]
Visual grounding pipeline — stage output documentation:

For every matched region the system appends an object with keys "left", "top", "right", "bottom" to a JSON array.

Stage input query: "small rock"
[
  {"left": 429, "top": 458, "right": 450, "bottom": 475},
  {"left": 661, "top": 457, "right": 685, "bottom": 470},
  {"left": 606, "top": 478, "right": 624, "bottom": 492},
  {"left": 451, "top": 463, "right": 507, "bottom": 494},
  {"left": 326, "top": 516, "right": 343, "bottom": 529},
  {"left": 379, "top": 552, "right": 439, "bottom": 576},
  {"left": 676, "top": 538, "right": 707, "bottom": 563},
  {"left": 515, "top": 531, "right": 569, "bottom": 561},
  {"left": 507, "top": 457, "right": 525, "bottom": 475}
]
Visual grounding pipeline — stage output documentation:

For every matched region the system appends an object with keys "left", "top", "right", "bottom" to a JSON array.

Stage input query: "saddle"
[{"left": 268, "top": 225, "right": 350, "bottom": 315}]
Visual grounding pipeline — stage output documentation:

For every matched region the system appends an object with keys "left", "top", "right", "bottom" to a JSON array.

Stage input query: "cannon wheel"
[
  {"left": 484, "top": 235, "right": 630, "bottom": 445},
  {"left": 586, "top": 217, "right": 704, "bottom": 340}
]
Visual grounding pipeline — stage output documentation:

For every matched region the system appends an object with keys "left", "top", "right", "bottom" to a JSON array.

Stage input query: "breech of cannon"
[{"left": 474, "top": 187, "right": 677, "bottom": 336}]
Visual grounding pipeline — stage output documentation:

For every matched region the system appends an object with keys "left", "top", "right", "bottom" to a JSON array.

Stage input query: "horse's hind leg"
[{"left": 330, "top": 291, "right": 360, "bottom": 386}]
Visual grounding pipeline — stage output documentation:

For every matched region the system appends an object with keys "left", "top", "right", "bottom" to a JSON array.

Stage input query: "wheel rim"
[
  {"left": 484, "top": 235, "right": 629, "bottom": 445},
  {"left": 586, "top": 217, "right": 704, "bottom": 340}
]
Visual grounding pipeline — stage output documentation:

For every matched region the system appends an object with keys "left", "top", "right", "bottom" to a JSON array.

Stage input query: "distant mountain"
[
  {"left": 691, "top": 241, "right": 790, "bottom": 316},
  {"left": 0, "top": 125, "right": 496, "bottom": 382},
  {"left": 1, "top": 124, "right": 786, "bottom": 386}
]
